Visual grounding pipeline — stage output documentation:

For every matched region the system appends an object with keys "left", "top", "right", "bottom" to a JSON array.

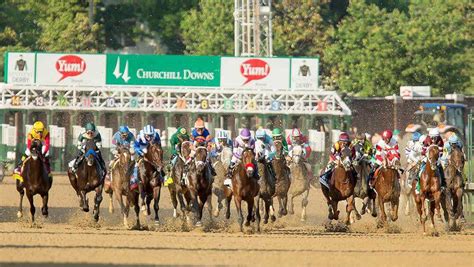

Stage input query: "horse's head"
[
  {"left": 117, "top": 146, "right": 131, "bottom": 165},
  {"left": 291, "top": 145, "right": 303, "bottom": 165},
  {"left": 340, "top": 146, "right": 353, "bottom": 171},
  {"left": 181, "top": 141, "right": 193, "bottom": 160},
  {"left": 427, "top": 145, "right": 439, "bottom": 171},
  {"left": 254, "top": 139, "right": 266, "bottom": 162},
  {"left": 30, "top": 139, "right": 43, "bottom": 160},
  {"left": 242, "top": 148, "right": 255, "bottom": 177},
  {"left": 273, "top": 140, "right": 283, "bottom": 159},
  {"left": 449, "top": 145, "right": 465, "bottom": 173},
  {"left": 352, "top": 142, "right": 364, "bottom": 166},
  {"left": 145, "top": 142, "right": 163, "bottom": 171},
  {"left": 220, "top": 147, "right": 233, "bottom": 169},
  {"left": 84, "top": 140, "right": 98, "bottom": 166},
  {"left": 194, "top": 145, "right": 208, "bottom": 172}
]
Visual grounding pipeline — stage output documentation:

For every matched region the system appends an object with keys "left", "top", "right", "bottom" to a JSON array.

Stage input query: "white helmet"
[
  {"left": 419, "top": 134, "right": 427, "bottom": 144},
  {"left": 428, "top": 128, "right": 440, "bottom": 138}
]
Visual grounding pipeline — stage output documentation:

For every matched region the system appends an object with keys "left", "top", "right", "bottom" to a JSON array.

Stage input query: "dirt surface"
[{"left": 1, "top": 175, "right": 473, "bottom": 266}]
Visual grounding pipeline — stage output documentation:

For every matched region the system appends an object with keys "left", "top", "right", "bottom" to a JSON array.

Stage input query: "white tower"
[{"left": 234, "top": 0, "right": 273, "bottom": 57}]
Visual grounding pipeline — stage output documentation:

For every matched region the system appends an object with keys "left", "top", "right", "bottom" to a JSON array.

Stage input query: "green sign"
[{"left": 106, "top": 54, "right": 221, "bottom": 87}]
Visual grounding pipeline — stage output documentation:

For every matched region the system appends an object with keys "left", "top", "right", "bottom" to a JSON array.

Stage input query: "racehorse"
[
  {"left": 255, "top": 139, "right": 276, "bottom": 224},
  {"left": 185, "top": 143, "right": 214, "bottom": 226},
  {"left": 108, "top": 146, "right": 140, "bottom": 229},
  {"left": 321, "top": 146, "right": 356, "bottom": 225},
  {"left": 401, "top": 162, "right": 418, "bottom": 216},
  {"left": 16, "top": 139, "right": 52, "bottom": 223},
  {"left": 441, "top": 145, "right": 465, "bottom": 230},
  {"left": 372, "top": 156, "right": 401, "bottom": 228},
  {"left": 168, "top": 141, "right": 194, "bottom": 220},
  {"left": 211, "top": 145, "right": 233, "bottom": 217},
  {"left": 351, "top": 142, "right": 375, "bottom": 220},
  {"left": 137, "top": 141, "right": 164, "bottom": 223},
  {"left": 272, "top": 140, "right": 291, "bottom": 217},
  {"left": 287, "top": 144, "right": 310, "bottom": 222},
  {"left": 413, "top": 145, "right": 443, "bottom": 234},
  {"left": 227, "top": 148, "right": 260, "bottom": 232},
  {"left": 68, "top": 139, "right": 104, "bottom": 222}
]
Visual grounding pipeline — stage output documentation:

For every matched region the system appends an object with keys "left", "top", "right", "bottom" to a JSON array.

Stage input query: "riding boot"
[
  {"left": 208, "top": 160, "right": 217, "bottom": 176},
  {"left": 226, "top": 162, "right": 236, "bottom": 179},
  {"left": 267, "top": 161, "right": 276, "bottom": 178},
  {"left": 206, "top": 163, "right": 215, "bottom": 184},
  {"left": 253, "top": 161, "right": 260, "bottom": 180},
  {"left": 72, "top": 151, "right": 84, "bottom": 172},
  {"left": 438, "top": 164, "right": 446, "bottom": 190}
]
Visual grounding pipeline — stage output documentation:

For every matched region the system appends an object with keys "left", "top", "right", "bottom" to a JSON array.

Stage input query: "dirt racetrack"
[{"left": 1, "top": 175, "right": 473, "bottom": 266}]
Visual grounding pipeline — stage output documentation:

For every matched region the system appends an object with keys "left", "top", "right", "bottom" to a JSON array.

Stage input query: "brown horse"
[
  {"left": 255, "top": 139, "right": 276, "bottom": 224},
  {"left": 350, "top": 142, "right": 375, "bottom": 221},
  {"left": 272, "top": 140, "right": 291, "bottom": 217},
  {"left": 138, "top": 142, "right": 164, "bottom": 223},
  {"left": 168, "top": 141, "right": 194, "bottom": 220},
  {"left": 68, "top": 139, "right": 104, "bottom": 222},
  {"left": 16, "top": 139, "right": 52, "bottom": 223},
  {"left": 373, "top": 157, "right": 401, "bottom": 228},
  {"left": 287, "top": 144, "right": 310, "bottom": 222},
  {"left": 108, "top": 146, "right": 140, "bottom": 228},
  {"left": 227, "top": 148, "right": 260, "bottom": 232},
  {"left": 186, "top": 144, "right": 213, "bottom": 226},
  {"left": 321, "top": 146, "right": 356, "bottom": 225},
  {"left": 211, "top": 146, "right": 233, "bottom": 217},
  {"left": 413, "top": 145, "right": 442, "bottom": 234},
  {"left": 442, "top": 145, "right": 465, "bottom": 230}
]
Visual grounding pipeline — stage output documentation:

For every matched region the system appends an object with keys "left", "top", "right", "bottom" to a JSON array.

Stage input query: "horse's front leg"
[
  {"left": 234, "top": 196, "right": 244, "bottom": 232},
  {"left": 80, "top": 190, "right": 89, "bottom": 212},
  {"left": 455, "top": 188, "right": 464, "bottom": 224},
  {"left": 225, "top": 193, "right": 232, "bottom": 220},
  {"left": 377, "top": 196, "right": 387, "bottom": 228},
  {"left": 26, "top": 192, "right": 35, "bottom": 224},
  {"left": 115, "top": 190, "right": 128, "bottom": 228},
  {"left": 346, "top": 195, "right": 355, "bottom": 225},
  {"left": 288, "top": 193, "right": 295, "bottom": 215},
  {"left": 93, "top": 185, "right": 103, "bottom": 222},
  {"left": 16, "top": 180, "right": 25, "bottom": 218},
  {"left": 168, "top": 186, "right": 179, "bottom": 218},
  {"left": 41, "top": 192, "right": 49, "bottom": 218},
  {"left": 153, "top": 186, "right": 161, "bottom": 224},
  {"left": 245, "top": 197, "right": 254, "bottom": 227},
  {"left": 254, "top": 196, "right": 261, "bottom": 232},
  {"left": 301, "top": 189, "right": 309, "bottom": 222}
]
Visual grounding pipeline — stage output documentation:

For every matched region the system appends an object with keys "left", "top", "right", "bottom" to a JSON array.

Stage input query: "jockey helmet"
[
  {"left": 240, "top": 128, "right": 251, "bottom": 141},
  {"left": 178, "top": 127, "right": 187, "bottom": 136},
  {"left": 119, "top": 125, "right": 129, "bottom": 134},
  {"left": 85, "top": 122, "right": 96, "bottom": 132},
  {"left": 33, "top": 121, "right": 45, "bottom": 133},
  {"left": 429, "top": 128, "right": 440, "bottom": 138},
  {"left": 448, "top": 134, "right": 459, "bottom": 145},
  {"left": 365, "top": 132, "right": 371, "bottom": 140},
  {"left": 272, "top": 128, "right": 283, "bottom": 137},
  {"left": 194, "top": 118, "right": 205, "bottom": 129},
  {"left": 412, "top": 131, "right": 421, "bottom": 142},
  {"left": 256, "top": 128, "right": 266, "bottom": 139},
  {"left": 143, "top": 125, "right": 155, "bottom": 136},
  {"left": 382, "top": 130, "right": 393, "bottom": 141},
  {"left": 338, "top": 132, "right": 350, "bottom": 142},
  {"left": 355, "top": 132, "right": 365, "bottom": 141},
  {"left": 216, "top": 130, "right": 228, "bottom": 140},
  {"left": 291, "top": 128, "right": 302, "bottom": 137}
]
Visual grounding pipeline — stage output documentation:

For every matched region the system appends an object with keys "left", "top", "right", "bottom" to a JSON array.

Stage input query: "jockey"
[
  {"left": 130, "top": 125, "right": 161, "bottom": 191},
  {"left": 368, "top": 130, "right": 400, "bottom": 186},
  {"left": 224, "top": 128, "right": 258, "bottom": 187},
  {"left": 405, "top": 132, "right": 423, "bottom": 170},
  {"left": 287, "top": 128, "right": 313, "bottom": 177},
  {"left": 110, "top": 125, "right": 136, "bottom": 163},
  {"left": 271, "top": 128, "right": 289, "bottom": 156},
  {"left": 72, "top": 122, "right": 106, "bottom": 179},
  {"left": 170, "top": 127, "right": 190, "bottom": 166},
  {"left": 351, "top": 132, "right": 373, "bottom": 159},
  {"left": 319, "top": 132, "right": 353, "bottom": 188},
  {"left": 211, "top": 130, "right": 232, "bottom": 158},
  {"left": 421, "top": 128, "right": 445, "bottom": 189},
  {"left": 190, "top": 118, "right": 216, "bottom": 178},
  {"left": 442, "top": 133, "right": 464, "bottom": 164},
  {"left": 13, "top": 121, "right": 51, "bottom": 180},
  {"left": 255, "top": 128, "right": 276, "bottom": 178}
]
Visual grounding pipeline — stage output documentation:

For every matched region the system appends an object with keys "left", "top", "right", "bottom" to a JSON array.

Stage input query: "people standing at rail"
[
  {"left": 13, "top": 121, "right": 52, "bottom": 182},
  {"left": 225, "top": 128, "right": 258, "bottom": 187},
  {"left": 319, "top": 132, "right": 354, "bottom": 188},
  {"left": 71, "top": 122, "right": 106, "bottom": 179}
]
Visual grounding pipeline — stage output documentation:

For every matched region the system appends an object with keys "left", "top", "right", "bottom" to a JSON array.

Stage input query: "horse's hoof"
[
  {"left": 195, "top": 221, "right": 202, "bottom": 227},
  {"left": 300, "top": 217, "right": 306, "bottom": 222},
  {"left": 289, "top": 210, "right": 295, "bottom": 215},
  {"left": 376, "top": 221, "right": 384, "bottom": 229},
  {"left": 271, "top": 215, "right": 276, "bottom": 222},
  {"left": 83, "top": 207, "right": 90, "bottom": 213},
  {"left": 154, "top": 219, "right": 160, "bottom": 225},
  {"left": 356, "top": 213, "right": 362, "bottom": 220},
  {"left": 244, "top": 221, "right": 250, "bottom": 227},
  {"left": 141, "top": 205, "right": 146, "bottom": 211},
  {"left": 263, "top": 219, "right": 269, "bottom": 224},
  {"left": 17, "top": 211, "right": 23, "bottom": 218},
  {"left": 371, "top": 212, "right": 377, "bottom": 218}
]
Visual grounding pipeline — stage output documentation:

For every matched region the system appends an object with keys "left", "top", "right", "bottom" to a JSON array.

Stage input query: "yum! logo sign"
[
  {"left": 240, "top": 59, "right": 270, "bottom": 85},
  {"left": 55, "top": 55, "right": 86, "bottom": 82}
]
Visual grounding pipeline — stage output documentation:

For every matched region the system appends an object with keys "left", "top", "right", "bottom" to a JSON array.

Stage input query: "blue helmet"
[
  {"left": 412, "top": 132, "right": 421, "bottom": 142},
  {"left": 256, "top": 128, "right": 266, "bottom": 138},
  {"left": 448, "top": 134, "right": 459, "bottom": 144},
  {"left": 143, "top": 125, "right": 155, "bottom": 136},
  {"left": 119, "top": 125, "right": 129, "bottom": 134}
]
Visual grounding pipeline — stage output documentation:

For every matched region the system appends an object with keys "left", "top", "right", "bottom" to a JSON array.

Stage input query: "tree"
[
  {"left": 180, "top": 0, "right": 234, "bottom": 55},
  {"left": 273, "top": 0, "right": 328, "bottom": 58}
]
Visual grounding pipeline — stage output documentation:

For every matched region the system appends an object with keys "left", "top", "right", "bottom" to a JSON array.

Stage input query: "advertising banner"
[
  {"left": 36, "top": 53, "right": 106, "bottom": 86},
  {"left": 220, "top": 57, "right": 290, "bottom": 89},
  {"left": 290, "top": 58, "right": 319, "bottom": 90},
  {"left": 5, "top": 52, "right": 36, "bottom": 84},
  {"left": 106, "top": 54, "right": 221, "bottom": 87}
]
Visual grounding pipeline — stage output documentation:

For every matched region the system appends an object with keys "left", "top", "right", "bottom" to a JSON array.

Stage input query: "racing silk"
[
  {"left": 134, "top": 130, "right": 161, "bottom": 156},
  {"left": 210, "top": 136, "right": 232, "bottom": 157},
  {"left": 329, "top": 141, "right": 355, "bottom": 161},
  {"left": 422, "top": 136, "right": 444, "bottom": 157},
  {"left": 442, "top": 140, "right": 464, "bottom": 164},
  {"left": 111, "top": 131, "right": 135, "bottom": 154},
  {"left": 191, "top": 128, "right": 212, "bottom": 145},
  {"left": 27, "top": 128, "right": 50, "bottom": 155},
  {"left": 256, "top": 134, "right": 274, "bottom": 160},
  {"left": 287, "top": 135, "right": 311, "bottom": 159},
  {"left": 232, "top": 135, "right": 256, "bottom": 160},
  {"left": 77, "top": 131, "right": 102, "bottom": 150},
  {"left": 405, "top": 140, "right": 423, "bottom": 165},
  {"left": 351, "top": 139, "right": 373, "bottom": 156},
  {"left": 375, "top": 138, "right": 400, "bottom": 165},
  {"left": 170, "top": 128, "right": 190, "bottom": 155},
  {"left": 272, "top": 137, "right": 289, "bottom": 155}
]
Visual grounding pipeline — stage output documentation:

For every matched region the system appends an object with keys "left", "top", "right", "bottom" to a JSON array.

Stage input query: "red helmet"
[
  {"left": 338, "top": 132, "right": 350, "bottom": 142},
  {"left": 382, "top": 130, "right": 393, "bottom": 140}
]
